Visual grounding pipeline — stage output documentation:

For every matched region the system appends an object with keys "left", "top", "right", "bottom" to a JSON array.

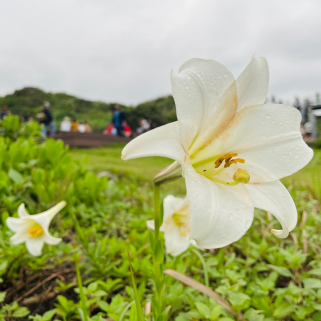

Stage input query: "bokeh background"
[{"left": 1, "top": 2, "right": 321, "bottom": 320}]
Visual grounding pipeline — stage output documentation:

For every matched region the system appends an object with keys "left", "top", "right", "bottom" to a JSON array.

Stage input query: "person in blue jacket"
[{"left": 112, "top": 104, "right": 126, "bottom": 136}]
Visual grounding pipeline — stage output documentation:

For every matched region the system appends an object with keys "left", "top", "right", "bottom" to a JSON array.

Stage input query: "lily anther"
[{"left": 196, "top": 153, "right": 249, "bottom": 185}]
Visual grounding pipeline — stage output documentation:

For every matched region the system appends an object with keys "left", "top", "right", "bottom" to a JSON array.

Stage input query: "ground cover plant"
[
  {"left": 1, "top": 116, "right": 321, "bottom": 321},
  {"left": 1, "top": 59, "right": 321, "bottom": 321}
]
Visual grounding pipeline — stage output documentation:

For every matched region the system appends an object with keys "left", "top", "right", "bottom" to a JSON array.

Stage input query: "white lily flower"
[
  {"left": 147, "top": 195, "right": 192, "bottom": 256},
  {"left": 122, "top": 57, "right": 313, "bottom": 249},
  {"left": 6, "top": 201, "right": 66, "bottom": 256}
]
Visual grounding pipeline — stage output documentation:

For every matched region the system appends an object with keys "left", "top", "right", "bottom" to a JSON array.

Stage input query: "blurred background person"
[
  {"left": 84, "top": 121, "right": 92, "bottom": 133},
  {"left": 141, "top": 118, "right": 150, "bottom": 133},
  {"left": 71, "top": 119, "right": 79, "bottom": 132},
  {"left": 105, "top": 123, "right": 117, "bottom": 135},
  {"left": 38, "top": 102, "right": 56, "bottom": 137},
  {"left": 112, "top": 104, "right": 126, "bottom": 136},
  {"left": 123, "top": 121, "right": 132, "bottom": 137},
  {"left": 1, "top": 106, "right": 9, "bottom": 119},
  {"left": 60, "top": 116, "right": 71, "bottom": 132},
  {"left": 78, "top": 121, "right": 86, "bottom": 133},
  {"left": 136, "top": 118, "right": 144, "bottom": 135}
]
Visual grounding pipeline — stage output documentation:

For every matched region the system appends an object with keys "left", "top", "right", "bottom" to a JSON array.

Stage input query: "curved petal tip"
[{"left": 271, "top": 228, "right": 289, "bottom": 239}]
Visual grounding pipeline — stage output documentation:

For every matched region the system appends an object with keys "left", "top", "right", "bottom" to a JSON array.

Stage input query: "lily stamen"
[
  {"left": 214, "top": 153, "right": 245, "bottom": 168},
  {"left": 198, "top": 153, "right": 249, "bottom": 186},
  {"left": 29, "top": 224, "right": 44, "bottom": 238}
]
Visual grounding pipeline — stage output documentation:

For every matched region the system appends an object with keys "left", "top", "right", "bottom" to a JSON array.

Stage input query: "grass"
[
  {"left": 70, "top": 143, "right": 172, "bottom": 181},
  {"left": 70, "top": 143, "right": 321, "bottom": 197}
]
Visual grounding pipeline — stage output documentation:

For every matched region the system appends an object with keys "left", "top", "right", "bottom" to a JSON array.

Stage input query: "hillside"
[{"left": 0, "top": 87, "right": 177, "bottom": 132}]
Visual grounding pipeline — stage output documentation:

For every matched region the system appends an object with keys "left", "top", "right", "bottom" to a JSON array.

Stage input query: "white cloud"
[{"left": 0, "top": 0, "right": 320, "bottom": 105}]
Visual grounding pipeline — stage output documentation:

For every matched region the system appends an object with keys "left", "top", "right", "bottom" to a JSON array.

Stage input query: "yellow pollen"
[
  {"left": 233, "top": 168, "right": 250, "bottom": 184},
  {"left": 225, "top": 158, "right": 245, "bottom": 168},
  {"left": 29, "top": 225, "right": 44, "bottom": 238},
  {"left": 214, "top": 153, "right": 240, "bottom": 168},
  {"left": 196, "top": 153, "right": 249, "bottom": 186}
]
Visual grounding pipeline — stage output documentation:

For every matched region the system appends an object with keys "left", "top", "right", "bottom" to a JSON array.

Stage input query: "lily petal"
[
  {"left": 245, "top": 180, "right": 297, "bottom": 238},
  {"left": 44, "top": 231, "right": 62, "bottom": 245},
  {"left": 164, "top": 225, "right": 190, "bottom": 256},
  {"left": 146, "top": 220, "right": 155, "bottom": 231},
  {"left": 163, "top": 195, "right": 189, "bottom": 219},
  {"left": 10, "top": 229, "right": 29, "bottom": 245},
  {"left": 236, "top": 57, "right": 269, "bottom": 111},
  {"left": 32, "top": 201, "right": 67, "bottom": 230},
  {"left": 121, "top": 122, "right": 186, "bottom": 165},
  {"left": 195, "top": 104, "right": 313, "bottom": 183},
  {"left": 6, "top": 217, "right": 32, "bottom": 232},
  {"left": 185, "top": 163, "right": 254, "bottom": 249},
  {"left": 18, "top": 204, "right": 30, "bottom": 218},
  {"left": 171, "top": 58, "right": 236, "bottom": 150},
  {"left": 26, "top": 237, "right": 45, "bottom": 256}
]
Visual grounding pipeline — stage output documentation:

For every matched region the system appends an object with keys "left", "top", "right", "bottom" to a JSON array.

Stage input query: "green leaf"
[
  {"left": 154, "top": 241, "right": 164, "bottom": 264},
  {"left": 43, "top": 309, "right": 57, "bottom": 321},
  {"left": 97, "top": 301, "right": 109, "bottom": 312},
  {"left": 127, "top": 249, "right": 145, "bottom": 321},
  {"left": 129, "top": 302, "right": 138, "bottom": 321},
  {"left": 75, "top": 262, "right": 89, "bottom": 321},
  {"left": 12, "top": 307, "right": 30, "bottom": 318},
  {"left": 8, "top": 168, "right": 24, "bottom": 184},
  {"left": 0, "top": 262, "right": 8, "bottom": 276},
  {"left": 93, "top": 290, "right": 107, "bottom": 297},
  {"left": 267, "top": 264, "right": 293, "bottom": 277},
  {"left": 308, "top": 268, "right": 321, "bottom": 276},
  {"left": 0, "top": 292, "right": 6, "bottom": 303},
  {"left": 229, "top": 292, "right": 251, "bottom": 311},
  {"left": 303, "top": 278, "right": 321, "bottom": 289},
  {"left": 244, "top": 308, "right": 264, "bottom": 321},
  {"left": 149, "top": 230, "right": 155, "bottom": 251},
  {"left": 313, "top": 311, "right": 321, "bottom": 321},
  {"left": 211, "top": 306, "right": 222, "bottom": 319},
  {"left": 273, "top": 302, "right": 294, "bottom": 318},
  {"left": 195, "top": 302, "right": 211, "bottom": 318}
]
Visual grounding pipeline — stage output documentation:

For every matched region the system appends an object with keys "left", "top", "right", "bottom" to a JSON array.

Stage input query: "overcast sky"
[{"left": 0, "top": 0, "right": 320, "bottom": 106}]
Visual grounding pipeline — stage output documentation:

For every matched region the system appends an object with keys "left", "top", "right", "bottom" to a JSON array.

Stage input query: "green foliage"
[
  {"left": 0, "top": 292, "right": 30, "bottom": 321},
  {"left": 1, "top": 115, "right": 321, "bottom": 321}
]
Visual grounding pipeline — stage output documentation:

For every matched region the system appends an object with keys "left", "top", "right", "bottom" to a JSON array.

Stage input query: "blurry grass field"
[{"left": 70, "top": 143, "right": 321, "bottom": 197}]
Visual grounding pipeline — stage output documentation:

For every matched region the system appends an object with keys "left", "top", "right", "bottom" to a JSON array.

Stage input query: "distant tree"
[{"left": 0, "top": 87, "right": 177, "bottom": 133}]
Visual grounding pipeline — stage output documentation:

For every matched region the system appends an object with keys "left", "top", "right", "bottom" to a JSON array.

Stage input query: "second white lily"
[
  {"left": 6, "top": 201, "right": 66, "bottom": 256},
  {"left": 147, "top": 195, "right": 191, "bottom": 256}
]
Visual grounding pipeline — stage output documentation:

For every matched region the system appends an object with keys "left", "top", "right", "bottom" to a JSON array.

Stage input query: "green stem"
[
  {"left": 75, "top": 261, "right": 88, "bottom": 321},
  {"left": 152, "top": 183, "right": 164, "bottom": 319},
  {"left": 192, "top": 249, "right": 209, "bottom": 287},
  {"left": 154, "top": 184, "right": 161, "bottom": 242}
]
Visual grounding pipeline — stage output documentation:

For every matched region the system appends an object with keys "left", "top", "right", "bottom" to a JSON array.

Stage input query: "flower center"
[
  {"left": 196, "top": 153, "right": 250, "bottom": 186},
  {"left": 172, "top": 213, "right": 190, "bottom": 236},
  {"left": 29, "top": 224, "right": 44, "bottom": 238}
]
